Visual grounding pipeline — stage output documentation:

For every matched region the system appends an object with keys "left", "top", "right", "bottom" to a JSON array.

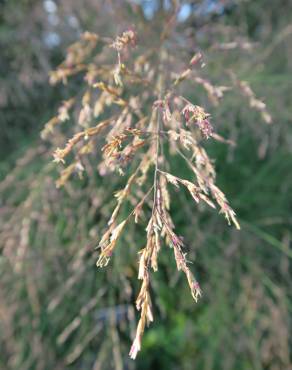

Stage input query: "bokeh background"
[{"left": 1, "top": 1, "right": 292, "bottom": 369}]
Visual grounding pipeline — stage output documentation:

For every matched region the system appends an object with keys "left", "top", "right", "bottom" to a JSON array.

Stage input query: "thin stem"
[
  {"left": 152, "top": 110, "right": 161, "bottom": 214},
  {"left": 175, "top": 146, "right": 196, "bottom": 172}
]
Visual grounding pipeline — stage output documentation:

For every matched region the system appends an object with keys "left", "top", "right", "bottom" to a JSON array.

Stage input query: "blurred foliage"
[{"left": 0, "top": 1, "right": 292, "bottom": 370}]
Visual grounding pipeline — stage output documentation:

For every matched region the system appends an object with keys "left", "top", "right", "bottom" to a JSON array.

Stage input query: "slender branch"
[{"left": 152, "top": 110, "right": 161, "bottom": 216}]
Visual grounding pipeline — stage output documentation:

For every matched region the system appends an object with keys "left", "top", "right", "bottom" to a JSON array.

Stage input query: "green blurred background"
[{"left": 0, "top": 1, "right": 292, "bottom": 369}]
